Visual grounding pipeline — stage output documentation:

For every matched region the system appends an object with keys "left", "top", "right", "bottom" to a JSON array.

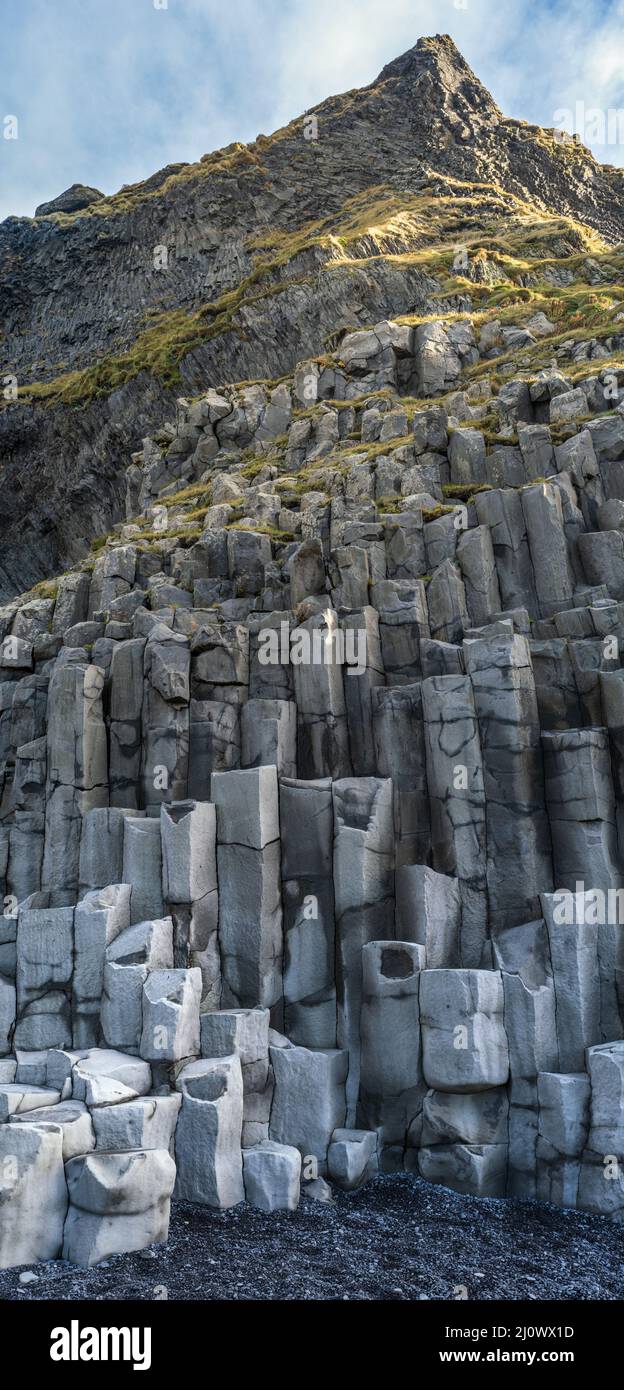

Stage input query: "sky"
[{"left": 1, "top": 0, "right": 624, "bottom": 221}]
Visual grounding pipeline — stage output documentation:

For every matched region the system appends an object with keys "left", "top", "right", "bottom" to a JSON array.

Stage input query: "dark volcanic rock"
[
  {"left": 3, "top": 36, "right": 624, "bottom": 1277},
  {"left": 2, "top": 34, "right": 624, "bottom": 595},
  {"left": 0, "top": 1178, "right": 622, "bottom": 1302},
  {"left": 34, "top": 183, "right": 105, "bottom": 218}
]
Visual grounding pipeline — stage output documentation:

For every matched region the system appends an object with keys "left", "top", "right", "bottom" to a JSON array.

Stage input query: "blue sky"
[{"left": 1, "top": 0, "right": 624, "bottom": 220}]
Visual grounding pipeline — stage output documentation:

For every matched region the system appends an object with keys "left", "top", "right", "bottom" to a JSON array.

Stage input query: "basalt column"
[
  {"left": 332, "top": 777, "right": 394, "bottom": 1123},
  {"left": 279, "top": 777, "right": 336, "bottom": 1048},
  {"left": 211, "top": 767, "right": 283, "bottom": 1017},
  {"left": 42, "top": 657, "right": 108, "bottom": 903},
  {"left": 142, "top": 625, "right": 190, "bottom": 811},
  {"left": 160, "top": 799, "right": 220, "bottom": 1009},
  {"left": 464, "top": 633, "right": 553, "bottom": 933},
  {"left": 292, "top": 612, "right": 352, "bottom": 780},
  {"left": 421, "top": 674, "right": 487, "bottom": 966}
]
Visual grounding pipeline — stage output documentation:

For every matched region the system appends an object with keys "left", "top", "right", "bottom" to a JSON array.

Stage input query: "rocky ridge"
[
  {"left": 1, "top": 35, "right": 624, "bottom": 1271},
  {"left": 2, "top": 30, "right": 624, "bottom": 594}
]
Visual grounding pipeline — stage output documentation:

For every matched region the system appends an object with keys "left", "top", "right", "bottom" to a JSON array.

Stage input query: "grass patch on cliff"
[
  {"left": 12, "top": 270, "right": 307, "bottom": 408},
  {"left": 23, "top": 186, "right": 437, "bottom": 411},
  {"left": 157, "top": 481, "right": 213, "bottom": 508},
  {"left": 441, "top": 483, "right": 493, "bottom": 500},
  {"left": 240, "top": 456, "right": 282, "bottom": 480},
  {"left": 35, "top": 144, "right": 267, "bottom": 226},
  {"left": 375, "top": 495, "right": 403, "bottom": 514},
  {"left": 22, "top": 577, "right": 59, "bottom": 603},
  {"left": 226, "top": 520, "right": 294, "bottom": 543},
  {"left": 15, "top": 176, "right": 622, "bottom": 418}
]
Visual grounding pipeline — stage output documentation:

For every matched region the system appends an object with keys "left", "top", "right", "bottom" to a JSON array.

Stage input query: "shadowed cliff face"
[
  {"left": 1, "top": 32, "right": 624, "bottom": 598},
  {"left": 1, "top": 36, "right": 504, "bottom": 384}
]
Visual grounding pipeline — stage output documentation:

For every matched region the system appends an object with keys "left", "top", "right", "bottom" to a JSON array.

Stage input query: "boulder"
[{"left": 243, "top": 1140, "right": 301, "bottom": 1212}]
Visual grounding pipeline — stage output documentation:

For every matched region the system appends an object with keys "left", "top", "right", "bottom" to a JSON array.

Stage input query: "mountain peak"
[
  {"left": 378, "top": 32, "right": 468, "bottom": 76},
  {"left": 375, "top": 32, "right": 502, "bottom": 122}
]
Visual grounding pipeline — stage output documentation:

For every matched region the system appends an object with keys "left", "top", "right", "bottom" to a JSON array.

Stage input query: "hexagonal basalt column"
[{"left": 419, "top": 969, "right": 509, "bottom": 1093}]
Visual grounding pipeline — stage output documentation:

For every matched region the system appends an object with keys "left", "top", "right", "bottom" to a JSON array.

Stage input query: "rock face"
[
  {"left": 3, "top": 31, "right": 624, "bottom": 598},
  {"left": 2, "top": 33, "right": 624, "bottom": 1268},
  {"left": 34, "top": 184, "right": 104, "bottom": 218}
]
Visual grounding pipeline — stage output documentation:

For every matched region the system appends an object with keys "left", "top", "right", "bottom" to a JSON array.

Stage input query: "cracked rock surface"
[{"left": 2, "top": 33, "right": 624, "bottom": 1286}]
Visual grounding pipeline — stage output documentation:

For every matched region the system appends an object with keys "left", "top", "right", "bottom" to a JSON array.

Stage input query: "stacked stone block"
[{"left": 3, "top": 315, "right": 624, "bottom": 1268}]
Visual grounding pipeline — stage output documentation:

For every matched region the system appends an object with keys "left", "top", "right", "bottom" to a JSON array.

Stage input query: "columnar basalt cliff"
[{"left": 2, "top": 35, "right": 624, "bottom": 1268}]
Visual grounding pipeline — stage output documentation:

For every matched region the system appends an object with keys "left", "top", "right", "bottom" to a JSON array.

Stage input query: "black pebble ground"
[{"left": 1, "top": 1174, "right": 622, "bottom": 1301}]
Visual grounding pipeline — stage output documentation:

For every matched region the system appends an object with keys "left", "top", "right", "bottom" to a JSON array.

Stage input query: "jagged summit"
[
  {"left": 370, "top": 32, "right": 503, "bottom": 154},
  {"left": 377, "top": 32, "right": 501, "bottom": 117},
  {"left": 379, "top": 30, "right": 463, "bottom": 73}
]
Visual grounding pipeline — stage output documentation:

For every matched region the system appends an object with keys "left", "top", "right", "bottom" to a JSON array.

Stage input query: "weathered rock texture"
[{"left": 2, "top": 33, "right": 624, "bottom": 1267}]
